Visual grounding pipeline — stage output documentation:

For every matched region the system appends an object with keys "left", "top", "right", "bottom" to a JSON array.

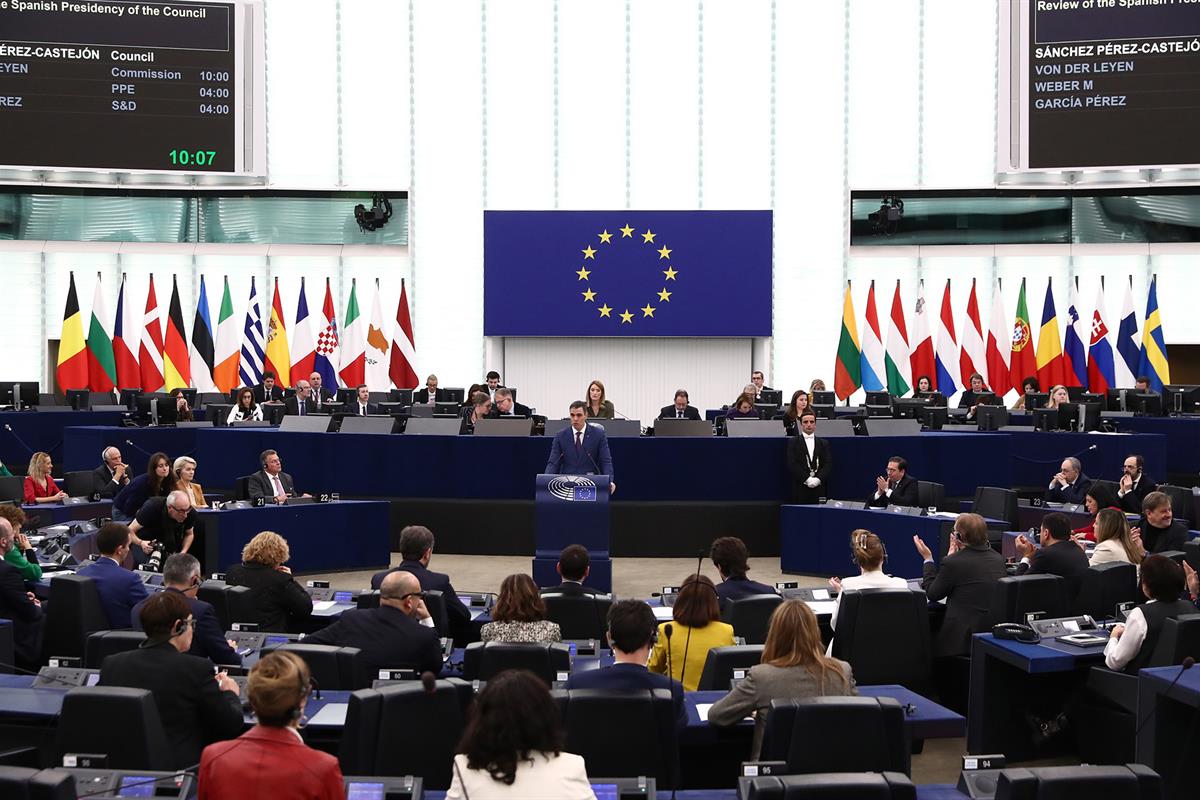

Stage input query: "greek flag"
[{"left": 239, "top": 276, "right": 266, "bottom": 388}]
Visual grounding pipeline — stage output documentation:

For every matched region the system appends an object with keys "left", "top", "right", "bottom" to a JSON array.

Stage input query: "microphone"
[
  {"left": 1133, "top": 656, "right": 1194, "bottom": 741},
  {"left": 676, "top": 551, "right": 707, "bottom": 694},
  {"left": 663, "top": 623, "right": 676, "bottom": 711},
  {"left": 421, "top": 671, "right": 437, "bottom": 695}
]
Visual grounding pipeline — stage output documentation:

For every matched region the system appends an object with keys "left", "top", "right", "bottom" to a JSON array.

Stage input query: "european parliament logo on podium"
[{"left": 548, "top": 476, "right": 598, "bottom": 503}]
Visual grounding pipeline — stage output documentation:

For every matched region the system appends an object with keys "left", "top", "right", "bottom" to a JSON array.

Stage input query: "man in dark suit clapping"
[
  {"left": 787, "top": 410, "right": 832, "bottom": 504},
  {"left": 866, "top": 455, "right": 919, "bottom": 508},
  {"left": 1014, "top": 511, "right": 1090, "bottom": 600}
]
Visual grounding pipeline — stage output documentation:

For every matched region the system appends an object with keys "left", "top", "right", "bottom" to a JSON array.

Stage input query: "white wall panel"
[
  {"left": 341, "top": 0, "right": 411, "bottom": 188},
  {"left": 1147, "top": 254, "right": 1193, "bottom": 345},
  {"left": 0, "top": 248, "right": 45, "bottom": 382}
]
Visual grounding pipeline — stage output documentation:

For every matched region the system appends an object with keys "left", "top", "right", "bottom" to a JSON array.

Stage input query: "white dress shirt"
[
  {"left": 1104, "top": 603, "right": 1153, "bottom": 671},
  {"left": 829, "top": 570, "right": 910, "bottom": 640}
]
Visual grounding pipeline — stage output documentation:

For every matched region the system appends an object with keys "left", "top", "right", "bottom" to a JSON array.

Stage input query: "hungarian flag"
[
  {"left": 1008, "top": 278, "right": 1037, "bottom": 392},
  {"left": 56, "top": 272, "right": 89, "bottom": 391},
  {"left": 1035, "top": 279, "right": 1065, "bottom": 389},
  {"left": 1087, "top": 280, "right": 1116, "bottom": 393},
  {"left": 833, "top": 281, "right": 861, "bottom": 401},
  {"left": 390, "top": 278, "right": 419, "bottom": 390},
  {"left": 1062, "top": 278, "right": 1087, "bottom": 389},
  {"left": 909, "top": 281, "right": 935, "bottom": 389},
  {"left": 313, "top": 278, "right": 340, "bottom": 390},
  {"left": 290, "top": 278, "right": 317, "bottom": 384},
  {"left": 883, "top": 280, "right": 910, "bottom": 396},
  {"left": 212, "top": 276, "right": 241, "bottom": 393},
  {"left": 264, "top": 278, "right": 292, "bottom": 387},
  {"left": 113, "top": 275, "right": 140, "bottom": 389},
  {"left": 86, "top": 273, "right": 117, "bottom": 392},
  {"left": 162, "top": 275, "right": 191, "bottom": 390},
  {"left": 933, "top": 280, "right": 958, "bottom": 396},
  {"left": 984, "top": 280, "right": 1011, "bottom": 397},
  {"left": 339, "top": 279, "right": 366, "bottom": 388},
  {"left": 958, "top": 278, "right": 986, "bottom": 388}
]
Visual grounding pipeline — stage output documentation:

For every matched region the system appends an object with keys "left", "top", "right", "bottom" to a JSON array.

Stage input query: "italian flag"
[
  {"left": 339, "top": 279, "right": 366, "bottom": 387},
  {"left": 212, "top": 276, "right": 241, "bottom": 394}
]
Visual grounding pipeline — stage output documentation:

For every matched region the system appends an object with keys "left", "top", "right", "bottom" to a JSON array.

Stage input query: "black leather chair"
[
  {"left": 553, "top": 688, "right": 680, "bottom": 789},
  {"left": 196, "top": 582, "right": 257, "bottom": 631},
  {"left": 0, "top": 476, "right": 21, "bottom": 504},
  {"left": 41, "top": 574, "right": 110, "bottom": 662},
  {"left": 63, "top": 471, "right": 94, "bottom": 498},
  {"left": 262, "top": 642, "right": 366, "bottom": 689},
  {"left": 1156, "top": 484, "right": 1193, "bottom": 525},
  {"left": 1092, "top": 479, "right": 1122, "bottom": 503},
  {"left": 917, "top": 481, "right": 945, "bottom": 512},
  {"left": 831, "top": 589, "right": 930, "bottom": 692},
  {"left": 974, "top": 487, "right": 1019, "bottom": 536},
  {"left": 0, "top": 619, "right": 13, "bottom": 675},
  {"left": 234, "top": 476, "right": 252, "bottom": 501},
  {"left": 0, "top": 767, "right": 75, "bottom": 800},
  {"left": 1076, "top": 562, "right": 1139, "bottom": 620},
  {"left": 84, "top": 630, "right": 147, "bottom": 669},
  {"left": 542, "top": 593, "right": 613, "bottom": 640},
  {"left": 696, "top": 645, "right": 764, "bottom": 690},
  {"left": 356, "top": 588, "right": 450, "bottom": 638},
  {"left": 760, "top": 697, "right": 910, "bottom": 776},
  {"left": 461, "top": 642, "right": 571, "bottom": 684},
  {"left": 57, "top": 687, "right": 173, "bottom": 770},
  {"left": 988, "top": 574, "right": 1068, "bottom": 625},
  {"left": 722, "top": 595, "right": 784, "bottom": 645},
  {"left": 740, "top": 772, "right": 916, "bottom": 799},
  {"left": 1184, "top": 539, "right": 1200, "bottom": 572},
  {"left": 994, "top": 764, "right": 1160, "bottom": 799}
]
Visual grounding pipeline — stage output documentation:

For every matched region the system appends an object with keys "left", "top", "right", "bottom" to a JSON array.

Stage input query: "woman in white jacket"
[{"left": 1087, "top": 507, "right": 1143, "bottom": 567}]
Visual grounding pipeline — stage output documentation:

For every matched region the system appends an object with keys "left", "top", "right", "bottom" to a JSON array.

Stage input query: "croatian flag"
[{"left": 313, "top": 277, "right": 340, "bottom": 389}]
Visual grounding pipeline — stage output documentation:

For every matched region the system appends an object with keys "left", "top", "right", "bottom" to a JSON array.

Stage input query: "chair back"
[
  {"left": 63, "top": 471, "right": 95, "bottom": 498},
  {"left": 831, "top": 589, "right": 930, "bottom": 692},
  {"left": 554, "top": 688, "right": 680, "bottom": 789},
  {"left": 988, "top": 574, "right": 1068, "bottom": 625},
  {"left": 263, "top": 642, "right": 365, "bottom": 689},
  {"left": 994, "top": 764, "right": 1161, "bottom": 799},
  {"left": 696, "top": 645, "right": 764, "bottom": 691},
  {"left": 917, "top": 481, "right": 945, "bottom": 512},
  {"left": 542, "top": 593, "right": 613, "bottom": 640},
  {"left": 1156, "top": 485, "right": 1193, "bottom": 525},
  {"left": 42, "top": 575, "right": 110, "bottom": 662},
  {"left": 84, "top": 630, "right": 147, "bottom": 669},
  {"left": 721, "top": 595, "right": 784, "bottom": 645},
  {"left": 234, "top": 476, "right": 252, "bottom": 501},
  {"left": 974, "top": 486, "right": 1019, "bottom": 530},
  {"left": 0, "top": 767, "right": 76, "bottom": 800},
  {"left": 197, "top": 582, "right": 257, "bottom": 630},
  {"left": 739, "top": 772, "right": 916, "bottom": 799},
  {"left": 0, "top": 619, "right": 13, "bottom": 674},
  {"left": 1076, "top": 562, "right": 1139, "bottom": 620},
  {"left": 760, "top": 696, "right": 910, "bottom": 776},
  {"left": 1148, "top": 615, "right": 1200, "bottom": 667},
  {"left": 422, "top": 590, "right": 450, "bottom": 638},
  {"left": 0, "top": 476, "right": 23, "bottom": 503},
  {"left": 462, "top": 641, "right": 571, "bottom": 683},
  {"left": 57, "top": 687, "right": 173, "bottom": 770}
]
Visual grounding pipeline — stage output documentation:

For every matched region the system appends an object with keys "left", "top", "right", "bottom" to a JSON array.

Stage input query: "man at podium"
[{"left": 545, "top": 401, "right": 616, "bottom": 494}]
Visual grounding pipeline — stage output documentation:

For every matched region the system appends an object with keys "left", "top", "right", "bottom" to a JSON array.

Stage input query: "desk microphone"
[
  {"left": 1133, "top": 656, "right": 1194, "bottom": 741},
  {"left": 421, "top": 671, "right": 437, "bottom": 695},
  {"left": 676, "top": 550, "right": 707, "bottom": 695}
]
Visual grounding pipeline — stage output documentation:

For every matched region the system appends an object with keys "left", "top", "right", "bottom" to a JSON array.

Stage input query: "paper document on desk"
[
  {"left": 695, "top": 703, "right": 752, "bottom": 723},
  {"left": 651, "top": 606, "right": 673, "bottom": 621},
  {"left": 309, "top": 703, "right": 349, "bottom": 726},
  {"left": 311, "top": 600, "right": 337, "bottom": 611},
  {"left": 805, "top": 601, "right": 838, "bottom": 615}
]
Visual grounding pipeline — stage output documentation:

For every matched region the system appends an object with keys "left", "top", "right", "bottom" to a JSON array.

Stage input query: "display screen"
[
  {"left": 264, "top": 635, "right": 289, "bottom": 646},
  {"left": 117, "top": 776, "right": 156, "bottom": 797},
  {"left": 345, "top": 782, "right": 385, "bottom": 800},
  {"left": 0, "top": 0, "right": 244, "bottom": 172},
  {"left": 591, "top": 784, "right": 620, "bottom": 800},
  {"left": 334, "top": 590, "right": 353, "bottom": 603}
]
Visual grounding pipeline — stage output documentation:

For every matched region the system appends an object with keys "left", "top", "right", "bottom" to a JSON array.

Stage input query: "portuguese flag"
[
  {"left": 834, "top": 281, "right": 862, "bottom": 401},
  {"left": 56, "top": 271, "right": 89, "bottom": 391},
  {"left": 1008, "top": 277, "right": 1038, "bottom": 393}
]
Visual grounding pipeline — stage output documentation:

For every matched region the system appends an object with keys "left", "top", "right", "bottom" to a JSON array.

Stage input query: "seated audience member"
[
  {"left": 100, "top": 591, "right": 243, "bottom": 769},
  {"left": 585, "top": 379, "right": 615, "bottom": 419},
  {"left": 413, "top": 374, "right": 440, "bottom": 404},
  {"left": 648, "top": 574, "right": 735, "bottom": 691},
  {"left": 1046, "top": 384, "right": 1070, "bottom": 409},
  {"left": 490, "top": 387, "right": 531, "bottom": 417},
  {"left": 309, "top": 371, "right": 335, "bottom": 409},
  {"left": 173, "top": 456, "right": 207, "bottom": 508},
  {"left": 1071, "top": 483, "right": 1122, "bottom": 540},
  {"left": 829, "top": 530, "right": 908, "bottom": 633},
  {"left": 93, "top": 446, "right": 131, "bottom": 499},
  {"left": 227, "top": 387, "right": 264, "bottom": 424},
  {"left": 305, "top": 570, "right": 442, "bottom": 675},
  {"left": 1014, "top": 512, "right": 1090, "bottom": 600},
  {"left": 371, "top": 525, "right": 472, "bottom": 641},
  {"left": 171, "top": 389, "right": 194, "bottom": 422},
  {"left": 782, "top": 390, "right": 810, "bottom": 435},
  {"left": 1103, "top": 555, "right": 1200, "bottom": 673},
  {"left": 0, "top": 517, "right": 44, "bottom": 671},
  {"left": 958, "top": 372, "right": 991, "bottom": 417},
  {"left": 0, "top": 505, "right": 41, "bottom": 582},
  {"left": 464, "top": 391, "right": 492, "bottom": 433},
  {"left": 248, "top": 449, "right": 306, "bottom": 504},
  {"left": 1011, "top": 376, "right": 1041, "bottom": 410},
  {"left": 750, "top": 370, "right": 772, "bottom": 399},
  {"left": 132, "top": 554, "right": 240, "bottom": 665},
  {"left": 541, "top": 544, "right": 603, "bottom": 596},
  {"left": 448, "top": 670, "right": 593, "bottom": 800},
  {"left": 77, "top": 522, "right": 150, "bottom": 628},
  {"left": 708, "top": 600, "right": 856, "bottom": 758},
  {"left": 113, "top": 451, "right": 176, "bottom": 522},
  {"left": 129, "top": 490, "right": 196, "bottom": 558},
  {"left": 914, "top": 375, "right": 933, "bottom": 394},
  {"left": 566, "top": 600, "right": 686, "bottom": 726},
  {"left": 659, "top": 389, "right": 700, "bottom": 420},
  {"left": 1117, "top": 453, "right": 1155, "bottom": 514},
  {"left": 23, "top": 451, "right": 66, "bottom": 505},
  {"left": 725, "top": 392, "right": 759, "bottom": 420},
  {"left": 198, "top": 652, "right": 344, "bottom": 800},
  {"left": 787, "top": 409, "right": 831, "bottom": 505},
  {"left": 912, "top": 513, "right": 1007, "bottom": 657},
  {"left": 810, "top": 379, "right": 827, "bottom": 393},
  {"left": 465, "top": 384, "right": 486, "bottom": 408},
  {"left": 710, "top": 536, "right": 777, "bottom": 603},
  {"left": 1131, "top": 491, "right": 1189, "bottom": 555},
  {"left": 1087, "top": 508, "right": 1143, "bottom": 567},
  {"left": 253, "top": 370, "right": 285, "bottom": 404},
  {"left": 1046, "top": 456, "right": 1092, "bottom": 505},
  {"left": 485, "top": 370, "right": 503, "bottom": 399},
  {"left": 225, "top": 531, "right": 313, "bottom": 632},
  {"left": 345, "top": 383, "right": 379, "bottom": 416},
  {"left": 1134, "top": 376, "right": 1152, "bottom": 392},
  {"left": 481, "top": 574, "right": 562, "bottom": 644},
  {"left": 284, "top": 380, "right": 315, "bottom": 416},
  {"left": 866, "top": 455, "right": 919, "bottom": 508}
]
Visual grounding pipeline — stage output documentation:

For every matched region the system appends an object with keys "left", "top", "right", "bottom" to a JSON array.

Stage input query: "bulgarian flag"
[
  {"left": 834, "top": 281, "right": 861, "bottom": 401},
  {"left": 86, "top": 273, "right": 117, "bottom": 391},
  {"left": 339, "top": 278, "right": 366, "bottom": 388},
  {"left": 56, "top": 272, "right": 89, "bottom": 391}
]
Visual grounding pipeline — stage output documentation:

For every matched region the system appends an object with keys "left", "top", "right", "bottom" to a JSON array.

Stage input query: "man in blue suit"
[
  {"left": 567, "top": 600, "right": 685, "bottom": 726},
  {"left": 545, "top": 401, "right": 617, "bottom": 494},
  {"left": 132, "top": 553, "right": 240, "bottom": 665},
  {"left": 77, "top": 522, "right": 150, "bottom": 629}
]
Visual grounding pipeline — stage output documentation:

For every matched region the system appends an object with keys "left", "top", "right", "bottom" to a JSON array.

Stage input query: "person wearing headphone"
[
  {"left": 197, "top": 651, "right": 344, "bottom": 800},
  {"left": 92, "top": 446, "right": 130, "bottom": 499},
  {"left": 647, "top": 574, "right": 735, "bottom": 691},
  {"left": 131, "top": 554, "right": 240, "bottom": 665},
  {"left": 827, "top": 530, "right": 908, "bottom": 636},
  {"left": 248, "top": 449, "right": 308, "bottom": 504},
  {"left": 98, "top": 591, "right": 243, "bottom": 770}
]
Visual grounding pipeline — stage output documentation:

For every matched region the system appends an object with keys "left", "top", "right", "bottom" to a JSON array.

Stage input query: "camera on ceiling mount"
[
  {"left": 868, "top": 195, "right": 904, "bottom": 236},
  {"left": 354, "top": 194, "right": 393, "bottom": 233}
]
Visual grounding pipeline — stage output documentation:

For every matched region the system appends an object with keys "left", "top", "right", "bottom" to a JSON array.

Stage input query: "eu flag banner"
[{"left": 484, "top": 211, "right": 772, "bottom": 337}]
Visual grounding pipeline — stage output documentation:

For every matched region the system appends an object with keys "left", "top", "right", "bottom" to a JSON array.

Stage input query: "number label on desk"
[{"left": 963, "top": 755, "right": 1006, "bottom": 771}]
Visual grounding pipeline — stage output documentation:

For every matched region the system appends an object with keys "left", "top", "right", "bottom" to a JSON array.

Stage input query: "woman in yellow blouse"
[
  {"left": 173, "top": 456, "right": 207, "bottom": 508},
  {"left": 648, "top": 574, "right": 735, "bottom": 691}
]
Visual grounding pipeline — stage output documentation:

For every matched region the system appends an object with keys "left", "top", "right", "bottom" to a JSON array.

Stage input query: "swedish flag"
[{"left": 1137, "top": 275, "right": 1170, "bottom": 391}]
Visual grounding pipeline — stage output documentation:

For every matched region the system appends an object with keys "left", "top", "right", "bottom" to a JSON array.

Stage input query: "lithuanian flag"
[
  {"left": 56, "top": 272, "right": 89, "bottom": 391},
  {"left": 834, "top": 281, "right": 862, "bottom": 401}
]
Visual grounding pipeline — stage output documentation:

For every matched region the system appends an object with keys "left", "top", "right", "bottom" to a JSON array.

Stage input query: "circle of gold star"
[{"left": 572, "top": 222, "right": 679, "bottom": 327}]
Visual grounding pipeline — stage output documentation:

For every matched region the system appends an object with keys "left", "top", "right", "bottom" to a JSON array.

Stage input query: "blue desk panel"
[
  {"left": 780, "top": 505, "right": 947, "bottom": 579},
  {"left": 1107, "top": 415, "right": 1200, "bottom": 475},
  {"left": 22, "top": 501, "right": 111, "bottom": 527},
  {"left": 0, "top": 410, "right": 125, "bottom": 470},
  {"left": 998, "top": 429, "right": 1166, "bottom": 489},
  {"left": 63, "top": 425, "right": 201, "bottom": 473}
]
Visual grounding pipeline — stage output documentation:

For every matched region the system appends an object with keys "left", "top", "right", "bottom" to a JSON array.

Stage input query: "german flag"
[
  {"left": 56, "top": 272, "right": 89, "bottom": 391},
  {"left": 162, "top": 275, "right": 191, "bottom": 390}
]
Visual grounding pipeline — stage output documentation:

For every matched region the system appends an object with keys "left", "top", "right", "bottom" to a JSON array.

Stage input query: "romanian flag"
[
  {"left": 834, "top": 281, "right": 861, "bottom": 401},
  {"left": 1008, "top": 278, "right": 1037, "bottom": 391},
  {"left": 56, "top": 272, "right": 89, "bottom": 391},
  {"left": 1035, "top": 279, "right": 1065, "bottom": 389},
  {"left": 1137, "top": 275, "right": 1170, "bottom": 391},
  {"left": 264, "top": 278, "right": 292, "bottom": 387},
  {"left": 162, "top": 275, "right": 191, "bottom": 390}
]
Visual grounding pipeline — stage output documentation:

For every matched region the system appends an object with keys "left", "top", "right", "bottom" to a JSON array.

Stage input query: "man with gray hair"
[
  {"left": 0, "top": 517, "right": 44, "bottom": 670},
  {"left": 92, "top": 445, "right": 130, "bottom": 499},
  {"left": 129, "top": 489, "right": 196, "bottom": 559},
  {"left": 1046, "top": 457, "right": 1092, "bottom": 505},
  {"left": 284, "top": 379, "right": 315, "bottom": 416},
  {"left": 131, "top": 553, "right": 240, "bottom": 665}
]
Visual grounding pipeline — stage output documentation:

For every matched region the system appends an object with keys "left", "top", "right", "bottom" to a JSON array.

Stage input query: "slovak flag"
[
  {"left": 313, "top": 277, "right": 340, "bottom": 389},
  {"left": 1087, "top": 281, "right": 1116, "bottom": 393}
]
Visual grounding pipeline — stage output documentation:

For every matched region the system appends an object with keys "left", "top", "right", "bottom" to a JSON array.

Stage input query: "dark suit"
[
  {"left": 284, "top": 395, "right": 316, "bottom": 416},
  {"left": 370, "top": 560, "right": 471, "bottom": 642},
  {"left": 0, "top": 559, "right": 44, "bottom": 669},
  {"left": 920, "top": 544, "right": 1008, "bottom": 657},
  {"left": 658, "top": 405, "right": 701, "bottom": 420},
  {"left": 412, "top": 388, "right": 440, "bottom": 404},
  {"left": 566, "top": 662, "right": 686, "bottom": 727},
  {"left": 92, "top": 465, "right": 129, "bottom": 499},
  {"left": 1015, "top": 539, "right": 1090, "bottom": 599},
  {"left": 310, "top": 387, "right": 336, "bottom": 412},
  {"left": 305, "top": 605, "right": 443, "bottom": 676},
  {"left": 787, "top": 434, "right": 833, "bottom": 505},
  {"left": 77, "top": 556, "right": 150, "bottom": 629},
  {"left": 253, "top": 384, "right": 285, "bottom": 404},
  {"left": 343, "top": 401, "right": 381, "bottom": 416},
  {"left": 1118, "top": 474, "right": 1155, "bottom": 514},
  {"left": 99, "top": 641, "right": 244, "bottom": 769},
  {"left": 540, "top": 580, "right": 603, "bottom": 597},
  {"left": 489, "top": 401, "right": 532, "bottom": 418},
  {"left": 1046, "top": 473, "right": 1093, "bottom": 505},
  {"left": 224, "top": 562, "right": 312, "bottom": 632},
  {"left": 132, "top": 588, "right": 240, "bottom": 665},
  {"left": 545, "top": 424, "right": 614, "bottom": 477},
  {"left": 866, "top": 474, "right": 919, "bottom": 508},
  {"left": 247, "top": 470, "right": 297, "bottom": 501},
  {"left": 1134, "top": 517, "right": 1189, "bottom": 555},
  {"left": 715, "top": 576, "right": 778, "bottom": 604}
]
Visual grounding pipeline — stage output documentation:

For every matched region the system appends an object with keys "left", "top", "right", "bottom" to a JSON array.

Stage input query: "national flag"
[
  {"left": 290, "top": 278, "right": 317, "bottom": 384},
  {"left": 339, "top": 278, "right": 365, "bottom": 388},
  {"left": 162, "top": 275, "right": 191, "bottom": 390},
  {"left": 1008, "top": 278, "right": 1037, "bottom": 392},
  {"left": 86, "top": 273, "right": 117, "bottom": 392},
  {"left": 883, "top": 280, "right": 910, "bottom": 396},
  {"left": 1035, "top": 278, "right": 1065, "bottom": 388},
  {"left": 263, "top": 278, "right": 292, "bottom": 388},
  {"left": 958, "top": 278, "right": 987, "bottom": 388},
  {"left": 365, "top": 279, "right": 391, "bottom": 389},
  {"left": 190, "top": 275, "right": 217, "bottom": 392},
  {"left": 113, "top": 274, "right": 139, "bottom": 389},
  {"left": 56, "top": 271, "right": 89, "bottom": 391},
  {"left": 389, "top": 278, "right": 419, "bottom": 390},
  {"left": 860, "top": 281, "right": 886, "bottom": 393},
  {"left": 1087, "top": 280, "right": 1115, "bottom": 393},
  {"left": 314, "top": 278, "right": 340, "bottom": 390},
  {"left": 985, "top": 279, "right": 1012, "bottom": 397},
  {"left": 212, "top": 276, "right": 241, "bottom": 394},
  {"left": 834, "top": 281, "right": 861, "bottom": 401},
  {"left": 1062, "top": 277, "right": 1087, "bottom": 389},
  {"left": 909, "top": 280, "right": 935, "bottom": 389},
  {"left": 239, "top": 277, "right": 266, "bottom": 388},
  {"left": 1138, "top": 275, "right": 1170, "bottom": 391},
  {"left": 1115, "top": 277, "right": 1142, "bottom": 388},
  {"left": 934, "top": 280, "right": 959, "bottom": 396},
  {"left": 138, "top": 276, "right": 165, "bottom": 393}
]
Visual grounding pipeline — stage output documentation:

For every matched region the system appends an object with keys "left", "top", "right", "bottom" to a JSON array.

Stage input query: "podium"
[{"left": 533, "top": 473, "right": 612, "bottom": 593}]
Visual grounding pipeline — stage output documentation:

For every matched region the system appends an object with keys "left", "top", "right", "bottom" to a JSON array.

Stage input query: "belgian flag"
[{"left": 56, "top": 272, "right": 89, "bottom": 391}]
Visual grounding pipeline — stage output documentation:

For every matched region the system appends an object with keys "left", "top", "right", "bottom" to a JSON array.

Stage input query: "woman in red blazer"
[
  {"left": 23, "top": 451, "right": 66, "bottom": 504},
  {"left": 198, "top": 652, "right": 343, "bottom": 800}
]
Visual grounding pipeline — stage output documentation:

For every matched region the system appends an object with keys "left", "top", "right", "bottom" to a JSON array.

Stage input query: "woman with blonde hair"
[
  {"left": 1088, "top": 507, "right": 1143, "bottom": 566},
  {"left": 225, "top": 531, "right": 312, "bottom": 632},
  {"left": 708, "top": 600, "right": 857, "bottom": 757},
  {"left": 172, "top": 456, "right": 207, "bottom": 508},
  {"left": 584, "top": 380, "right": 615, "bottom": 419},
  {"left": 23, "top": 451, "right": 66, "bottom": 504},
  {"left": 481, "top": 573, "right": 562, "bottom": 643},
  {"left": 828, "top": 530, "right": 908, "bottom": 633},
  {"left": 1046, "top": 384, "right": 1070, "bottom": 410}
]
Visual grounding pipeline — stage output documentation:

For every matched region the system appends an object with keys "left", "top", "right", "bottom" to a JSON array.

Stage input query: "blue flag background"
[{"left": 484, "top": 210, "right": 772, "bottom": 337}]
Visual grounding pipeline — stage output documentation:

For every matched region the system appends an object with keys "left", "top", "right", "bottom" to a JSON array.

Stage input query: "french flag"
[
  {"left": 1087, "top": 281, "right": 1115, "bottom": 393},
  {"left": 933, "top": 280, "right": 959, "bottom": 396}
]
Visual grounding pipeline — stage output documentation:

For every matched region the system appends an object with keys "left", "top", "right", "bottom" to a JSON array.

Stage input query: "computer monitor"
[
  {"left": 864, "top": 391, "right": 892, "bottom": 407},
  {"left": 1106, "top": 387, "right": 1140, "bottom": 411},
  {"left": 1024, "top": 392, "right": 1049, "bottom": 410},
  {"left": 135, "top": 393, "right": 178, "bottom": 426},
  {"left": 1163, "top": 385, "right": 1200, "bottom": 414},
  {"left": 1078, "top": 392, "right": 1105, "bottom": 406},
  {"left": 918, "top": 405, "right": 947, "bottom": 430},
  {"left": 389, "top": 388, "right": 414, "bottom": 406},
  {"left": 434, "top": 401, "right": 461, "bottom": 416},
  {"left": 811, "top": 390, "right": 835, "bottom": 406},
  {"left": 973, "top": 392, "right": 1001, "bottom": 407},
  {"left": 1057, "top": 402, "right": 1102, "bottom": 432},
  {"left": 64, "top": 389, "right": 91, "bottom": 410},
  {"left": 976, "top": 405, "right": 1009, "bottom": 431},
  {"left": 0, "top": 382, "right": 40, "bottom": 408},
  {"left": 170, "top": 387, "right": 198, "bottom": 406},
  {"left": 758, "top": 389, "right": 783, "bottom": 406},
  {"left": 335, "top": 388, "right": 357, "bottom": 405},
  {"left": 892, "top": 397, "right": 929, "bottom": 419},
  {"left": 263, "top": 403, "right": 287, "bottom": 425},
  {"left": 1031, "top": 407, "right": 1059, "bottom": 432},
  {"left": 440, "top": 387, "right": 467, "bottom": 404},
  {"left": 119, "top": 388, "right": 143, "bottom": 409},
  {"left": 1133, "top": 392, "right": 1163, "bottom": 416},
  {"left": 1065, "top": 386, "right": 1086, "bottom": 402},
  {"left": 753, "top": 403, "right": 777, "bottom": 420}
]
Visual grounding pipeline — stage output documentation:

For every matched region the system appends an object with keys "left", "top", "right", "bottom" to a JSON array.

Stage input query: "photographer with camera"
[{"left": 128, "top": 490, "right": 196, "bottom": 570}]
